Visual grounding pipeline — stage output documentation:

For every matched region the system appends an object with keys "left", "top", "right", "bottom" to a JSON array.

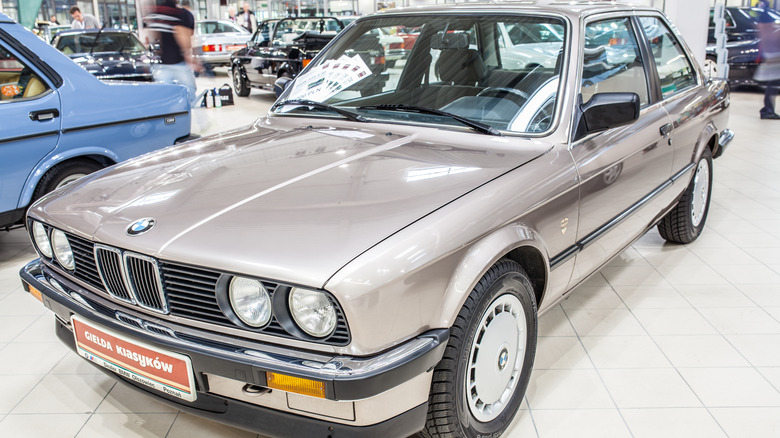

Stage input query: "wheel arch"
[
  {"left": 19, "top": 151, "right": 116, "bottom": 209},
  {"left": 435, "top": 224, "right": 549, "bottom": 328}
]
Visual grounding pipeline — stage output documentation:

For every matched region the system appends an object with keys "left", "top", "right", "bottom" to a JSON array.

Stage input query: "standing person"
[
  {"left": 237, "top": 2, "right": 256, "bottom": 34},
  {"left": 50, "top": 15, "right": 59, "bottom": 25},
  {"left": 756, "top": 0, "right": 780, "bottom": 119},
  {"left": 227, "top": 5, "right": 237, "bottom": 22},
  {"left": 144, "top": 0, "right": 201, "bottom": 106},
  {"left": 69, "top": 6, "right": 100, "bottom": 29}
]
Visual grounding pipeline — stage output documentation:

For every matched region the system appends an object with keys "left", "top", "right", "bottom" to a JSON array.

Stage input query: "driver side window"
[
  {"left": 580, "top": 17, "right": 648, "bottom": 106},
  {"left": 0, "top": 45, "right": 49, "bottom": 102}
]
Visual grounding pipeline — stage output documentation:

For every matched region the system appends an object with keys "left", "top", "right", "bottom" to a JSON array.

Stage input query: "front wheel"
[
  {"left": 421, "top": 259, "right": 537, "bottom": 438},
  {"left": 657, "top": 147, "right": 713, "bottom": 243},
  {"left": 233, "top": 66, "right": 250, "bottom": 97}
]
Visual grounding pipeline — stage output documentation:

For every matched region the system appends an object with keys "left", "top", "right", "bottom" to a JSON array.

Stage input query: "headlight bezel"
[
  {"left": 51, "top": 229, "right": 75, "bottom": 271},
  {"left": 227, "top": 276, "right": 273, "bottom": 328},
  {"left": 216, "top": 275, "right": 348, "bottom": 344},
  {"left": 287, "top": 287, "right": 338, "bottom": 338},
  {"left": 31, "top": 221, "right": 53, "bottom": 259}
]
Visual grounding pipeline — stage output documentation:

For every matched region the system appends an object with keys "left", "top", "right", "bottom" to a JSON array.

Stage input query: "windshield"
[
  {"left": 272, "top": 17, "right": 343, "bottom": 46},
  {"left": 56, "top": 32, "right": 147, "bottom": 55},
  {"left": 275, "top": 15, "right": 566, "bottom": 134}
]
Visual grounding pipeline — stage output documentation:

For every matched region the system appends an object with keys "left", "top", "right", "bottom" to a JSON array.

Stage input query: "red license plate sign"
[{"left": 71, "top": 316, "right": 197, "bottom": 401}]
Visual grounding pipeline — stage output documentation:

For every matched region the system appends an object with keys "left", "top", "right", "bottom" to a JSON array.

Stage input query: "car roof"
[
  {"left": 55, "top": 28, "right": 135, "bottom": 36},
  {"left": 0, "top": 12, "right": 14, "bottom": 23},
  {"left": 373, "top": 1, "right": 658, "bottom": 18}
]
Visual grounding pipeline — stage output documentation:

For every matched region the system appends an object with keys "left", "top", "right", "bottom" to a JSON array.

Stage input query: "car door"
[
  {"left": 247, "top": 19, "right": 291, "bottom": 87},
  {"left": 567, "top": 14, "right": 676, "bottom": 287},
  {"left": 0, "top": 37, "right": 60, "bottom": 219},
  {"left": 638, "top": 15, "right": 709, "bottom": 177}
]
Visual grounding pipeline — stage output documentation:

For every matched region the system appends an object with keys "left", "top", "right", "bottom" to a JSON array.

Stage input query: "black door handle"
[
  {"left": 659, "top": 123, "right": 673, "bottom": 137},
  {"left": 29, "top": 109, "right": 60, "bottom": 121}
]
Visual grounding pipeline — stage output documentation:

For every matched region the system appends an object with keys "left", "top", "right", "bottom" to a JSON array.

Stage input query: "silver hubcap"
[
  {"left": 466, "top": 292, "right": 526, "bottom": 423},
  {"left": 55, "top": 173, "right": 87, "bottom": 190},
  {"left": 691, "top": 157, "right": 710, "bottom": 227}
]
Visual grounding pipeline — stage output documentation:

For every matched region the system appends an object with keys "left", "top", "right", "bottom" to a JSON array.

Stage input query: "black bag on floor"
[{"left": 217, "top": 83, "right": 234, "bottom": 106}]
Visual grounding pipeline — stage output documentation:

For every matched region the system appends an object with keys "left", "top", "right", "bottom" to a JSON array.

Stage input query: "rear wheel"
[
  {"left": 31, "top": 158, "right": 102, "bottom": 203},
  {"left": 421, "top": 259, "right": 537, "bottom": 438},
  {"left": 657, "top": 147, "right": 713, "bottom": 243},
  {"left": 233, "top": 66, "right": 250, "bottom": 97}
]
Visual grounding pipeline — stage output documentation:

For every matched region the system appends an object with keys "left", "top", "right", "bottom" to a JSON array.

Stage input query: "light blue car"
[{"left": 0, "top": 12, "right": 191, "bottom": 229}]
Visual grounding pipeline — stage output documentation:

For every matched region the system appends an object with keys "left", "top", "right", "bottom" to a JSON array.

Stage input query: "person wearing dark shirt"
[
  {"left": 756, "top": 0, "right": 780, "bottom": 119},
  {"left": 145, "top": 0, "right": 200, "bottom": 105}
]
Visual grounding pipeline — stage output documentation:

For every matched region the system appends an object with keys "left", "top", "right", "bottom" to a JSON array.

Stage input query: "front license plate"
[{"left": 71, "top": 315, "right": 197, "bottom": 402}]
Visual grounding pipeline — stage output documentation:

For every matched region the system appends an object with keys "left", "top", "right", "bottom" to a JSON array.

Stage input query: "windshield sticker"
[{"left": 288, "top": 54, "right": 372, "bottom": 102}]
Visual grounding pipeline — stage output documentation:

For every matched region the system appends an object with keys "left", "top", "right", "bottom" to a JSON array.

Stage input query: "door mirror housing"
[{"left": 574, "top": 92, "right": 640, "bottom": 140}]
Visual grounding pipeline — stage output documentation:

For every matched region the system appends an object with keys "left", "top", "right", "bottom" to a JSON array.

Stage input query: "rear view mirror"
[{"left": 575, "top": 92, "right": 639, "bottom": 140}]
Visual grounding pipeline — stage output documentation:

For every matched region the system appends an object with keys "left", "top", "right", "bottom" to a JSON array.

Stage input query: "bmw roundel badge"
[{"left": 127, "top": 218, "right": 155, "bottom": 236}]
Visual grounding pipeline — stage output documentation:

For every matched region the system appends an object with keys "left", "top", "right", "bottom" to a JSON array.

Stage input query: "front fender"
[
  {"left": 435, "top": 224, "right": 549, "bottom": 328},
  {"left": 18, "top": 146, "right": 119, "bottom": 209}
]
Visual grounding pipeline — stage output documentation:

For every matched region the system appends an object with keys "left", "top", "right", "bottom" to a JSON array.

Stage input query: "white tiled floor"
[{"left": 1, "top": 75, "right": 779, "bottom": 437}]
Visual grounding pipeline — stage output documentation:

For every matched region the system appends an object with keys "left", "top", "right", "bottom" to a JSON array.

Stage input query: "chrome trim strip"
[
  {"left": 122, "top": 252, "right": 169, "bottom": 315},
  {"left": 93, "top": 244, "right": 136, "bottom": 305},
  {"left": 579, "top": 178, "right": 672, "bottom": 250},
  {"left": 671, "top": 162, "right": 695, "bottom": 182},
  {"left": 61, "top": 111, "right": 188, "bottom": 134}
]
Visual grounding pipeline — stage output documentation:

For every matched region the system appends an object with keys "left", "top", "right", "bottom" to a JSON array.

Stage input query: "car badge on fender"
[{"left": 127, "top": 218, "right": 155, "bottom": 236}]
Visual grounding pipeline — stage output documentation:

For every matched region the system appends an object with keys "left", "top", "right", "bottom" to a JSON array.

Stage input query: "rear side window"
[
  {"left": 0, "top": 44, "right": 49, "bottom": 101},
  {"left": 639, "top": 17, "right": 697, "bottom": 99},
  {"left": 580, "top": 17, "right": 649, "bottom": 105}
]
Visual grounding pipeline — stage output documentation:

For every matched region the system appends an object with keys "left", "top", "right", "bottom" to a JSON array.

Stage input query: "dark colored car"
[
  {"left": 51, "top": 29, "right": 158, "bottom": 81},
  {"left": 706, "top": 6, "right": 780, "bottom": 85},
  {"left": 231, "top": 16, "right": 344, "bottom": 97}
]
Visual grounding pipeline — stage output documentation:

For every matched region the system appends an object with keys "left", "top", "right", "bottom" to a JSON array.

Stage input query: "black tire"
[
  {"left": 233, "top": 66, "right": 250, "bottom": 97},
  {"left": 657, "top": 147, "right": 713, "bottom": 243},
  {"left": 421, "top": 259, "right": 537, "bottom": 438},
  {"left": 31, "top": 159, "right": 102, "bottom": 204}
]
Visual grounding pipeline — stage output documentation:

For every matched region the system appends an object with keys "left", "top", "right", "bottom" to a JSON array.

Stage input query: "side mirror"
[{"left": 575, "top": 92, "right": 639, "bottom": 140}]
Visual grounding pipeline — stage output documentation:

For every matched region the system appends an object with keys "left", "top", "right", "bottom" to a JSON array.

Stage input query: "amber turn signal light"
[
  {"left": 28, "top": 284, "right": 43, "bottom": 303},
  {"left": 266, "top": 372, "right": 326, "bottom": 398}
]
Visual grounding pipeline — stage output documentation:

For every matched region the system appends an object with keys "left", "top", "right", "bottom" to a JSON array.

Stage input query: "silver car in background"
[
  {"left": 22, "top": 3, "right": 732, "bottom": 438},
  {"left": 192, "top": 19, "right": 251, "bottom": 68}
]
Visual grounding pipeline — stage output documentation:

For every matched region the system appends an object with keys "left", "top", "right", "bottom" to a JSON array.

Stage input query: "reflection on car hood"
[
  {"left": 34, "top": 117, "right": 550, "bottom": 287},
  {"left": 69, "top": 52, "right": 154, "bottom": 77}
]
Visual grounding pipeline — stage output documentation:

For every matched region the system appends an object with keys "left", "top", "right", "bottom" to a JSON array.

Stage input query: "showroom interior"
[{"left": 1, "top": 0, "right": 780, "bottom": 437}]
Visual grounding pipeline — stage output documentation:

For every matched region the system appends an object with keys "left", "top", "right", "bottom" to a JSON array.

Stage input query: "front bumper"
[
  {"left": 714, "top": 128, "right": 735, "bottom": 159},
  {"left": 20, "top": 259, "right": 447, "bottom": 437}
]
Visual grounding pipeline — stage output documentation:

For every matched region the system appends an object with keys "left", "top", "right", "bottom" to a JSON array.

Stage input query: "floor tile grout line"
[
  {"left": 613, "top": 241, "right": 737, "bottom": 438},
  {"left": 164, "top": 410, "right": 181, "bottom": 438},
  {"left": 557, "top": 285, "right": 636, "bottom": 438},
  {"left": 71, "top": 380, "right": 117, "bottom": 437}
]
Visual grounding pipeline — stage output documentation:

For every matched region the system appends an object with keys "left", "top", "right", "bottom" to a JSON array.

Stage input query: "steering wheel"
[{"left": 477, "top": 87, "right": 529, "bottom": 106}]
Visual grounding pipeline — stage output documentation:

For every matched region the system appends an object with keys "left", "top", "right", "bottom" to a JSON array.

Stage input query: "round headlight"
[
  {"left": 51, "top": 229, "right": 75, "bottom": 271},
  {"left": 32, "top": 221, "right": 53, "bottom": 258},
  {"left": 229, "top": 277, "right": 272, "bottom": 327},
  {"left": 289, "top": 288, "right": 337, "bottom": 338}
]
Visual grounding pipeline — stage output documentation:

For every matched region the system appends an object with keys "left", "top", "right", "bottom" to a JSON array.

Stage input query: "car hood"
[
  {"left": 69, "top": 52, "right": 155, "bottom": 76},
  {"left": 33, "top": 117, "right": 550, "bottom": 287}
]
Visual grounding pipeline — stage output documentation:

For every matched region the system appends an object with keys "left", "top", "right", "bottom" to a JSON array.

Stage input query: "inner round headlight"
[
  {"left": 51, "top": 229, "right": 75, "bottom": 270},
  {"left": 289, "top": 288, "right": 337, "bottom": 338},
  {"left": 32, "top": 221, "right": 53, "bottom": 258},
  {"left": 229, "top": 277, "right": 272, "bottom": 327}
]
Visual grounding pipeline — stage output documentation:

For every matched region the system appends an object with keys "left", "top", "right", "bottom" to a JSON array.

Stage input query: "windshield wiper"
[
  {"left": 357, "top": 104, "right": 501, "bottom": 136},
  {"left": 88, "top": 23, "right": 108, "bottom": 56},
  {"left": 272, "top": 99, "right": 368, "bottom": 122}
]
